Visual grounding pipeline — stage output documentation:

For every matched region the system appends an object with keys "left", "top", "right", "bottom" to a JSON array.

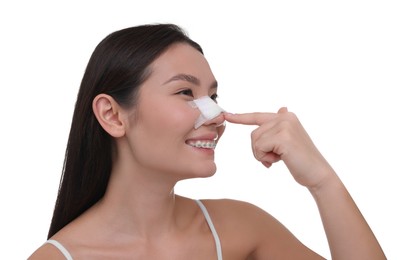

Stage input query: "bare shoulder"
[
  {"left": 28, "top": 242, "right": 66, "bottom": 260},
  {"left": 199, "top": 198, "right": 325, "bottom": 259},
  {"left": 197, "top": 199, "right": 276, "bottom": 258},
  {"left": 199, "top": 198, "right": 302, "bottom": 244}
]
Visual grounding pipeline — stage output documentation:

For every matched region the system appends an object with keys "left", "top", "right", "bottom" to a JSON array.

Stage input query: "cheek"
[
  {"left": 166, "top": 106, "right": 197, "bottom": 129},
  {"left": 142, "top": 100, "right": 198, "bottom": 132}
]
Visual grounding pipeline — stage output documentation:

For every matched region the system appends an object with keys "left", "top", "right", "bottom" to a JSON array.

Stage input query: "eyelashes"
[
  {"left": 177, "top": 89, "right": 194, "bottom": 97},
  {"left": 177, "top": 88, "right": 218, "bottom": 101},
  {"left": 210, "top": 93, "right": 218, "bottom": 102}
]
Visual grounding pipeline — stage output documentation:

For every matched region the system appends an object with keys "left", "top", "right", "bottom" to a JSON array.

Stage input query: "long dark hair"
[{"left": 48, "top": 24, "right": 203, "bottom": 238}]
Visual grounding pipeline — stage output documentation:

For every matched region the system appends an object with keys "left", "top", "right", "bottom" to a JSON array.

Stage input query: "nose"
[
  {"left": 189, "top": 96, "right": 225, "bottom": 129},
  {"left": 204, "top": 112, "right": 226, "bottom": 138},
  {"left": 203, "top": 112, "right": 226, "bottom": 128}
]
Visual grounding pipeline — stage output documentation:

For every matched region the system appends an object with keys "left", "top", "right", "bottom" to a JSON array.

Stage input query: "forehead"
[{"left": 148, "top": 43, "right": 216, "bottom": 84}]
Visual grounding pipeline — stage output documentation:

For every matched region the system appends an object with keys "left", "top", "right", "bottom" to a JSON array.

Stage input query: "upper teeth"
[{"left": 187, "top": 140, "right": 217, "bottom": 149}]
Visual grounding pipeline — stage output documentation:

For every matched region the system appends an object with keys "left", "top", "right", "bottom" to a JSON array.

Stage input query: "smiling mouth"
[{"left": 186, "top": 140, "right": 217, "bottom": 149}]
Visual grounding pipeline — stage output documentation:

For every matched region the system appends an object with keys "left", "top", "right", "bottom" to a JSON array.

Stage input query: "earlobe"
[{"left": 92, "top": 94, "right": 126, "bottom": 138}]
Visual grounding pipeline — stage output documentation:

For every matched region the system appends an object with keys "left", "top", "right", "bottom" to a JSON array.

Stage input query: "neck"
[{"left": 93, "top": 165, "right": 181, "bottom": 238}]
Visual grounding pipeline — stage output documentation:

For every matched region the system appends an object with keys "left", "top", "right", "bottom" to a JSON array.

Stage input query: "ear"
[{"left": 92, "top": 94, "right": 126, "bottom": 138}]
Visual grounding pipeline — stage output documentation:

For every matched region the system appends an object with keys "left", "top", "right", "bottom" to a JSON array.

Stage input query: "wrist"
[{"left": 307, "top": 169, "right": 344, "bottom": 198}]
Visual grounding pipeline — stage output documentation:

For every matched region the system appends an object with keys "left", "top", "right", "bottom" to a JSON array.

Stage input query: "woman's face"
[{"left": 123, "top": 43, "right": 225, "bottom": 180}]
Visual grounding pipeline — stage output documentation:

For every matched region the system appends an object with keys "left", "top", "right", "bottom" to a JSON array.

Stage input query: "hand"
[{"left": 224, "top": 108, "right": 334, "bottom": 189}]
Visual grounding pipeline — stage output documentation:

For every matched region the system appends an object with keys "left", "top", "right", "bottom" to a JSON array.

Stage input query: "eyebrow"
[{"left": 163, "top": 73, "right": 218, "bottom": 89}]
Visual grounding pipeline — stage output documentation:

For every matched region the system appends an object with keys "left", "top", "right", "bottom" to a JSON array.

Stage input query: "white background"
[{"left": 1, "top": 1, "right": 396, "bottom": 259}]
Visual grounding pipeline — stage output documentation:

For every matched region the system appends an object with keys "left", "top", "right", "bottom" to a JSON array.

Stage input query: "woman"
[{"left": 29, "top": 24, "right": 386, "bottom": 259}]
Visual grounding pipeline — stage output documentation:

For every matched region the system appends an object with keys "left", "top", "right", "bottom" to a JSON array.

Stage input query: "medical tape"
[{"left": 188, "top": 96, "right": 225, "bottom": 129}]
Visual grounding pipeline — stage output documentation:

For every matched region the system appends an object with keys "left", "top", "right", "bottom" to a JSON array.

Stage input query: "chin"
[
  {"left": 181, "top": 162, "right": 217, "bottom": 180},
  {"left": 194, "top": 163, "right": 217, "bottom": 178}
]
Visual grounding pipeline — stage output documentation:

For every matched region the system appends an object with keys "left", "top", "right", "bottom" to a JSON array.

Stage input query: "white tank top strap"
[
  {"left": 195, "top": 200, "right": 223, "bottom": 260},
  {"left": 45, "top": 239, "right": 73, "bottom": 260}
]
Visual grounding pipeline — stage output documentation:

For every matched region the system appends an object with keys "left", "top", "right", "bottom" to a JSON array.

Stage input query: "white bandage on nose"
[{"left": 188, "top": 96, "right": 225, "bottom": 129}]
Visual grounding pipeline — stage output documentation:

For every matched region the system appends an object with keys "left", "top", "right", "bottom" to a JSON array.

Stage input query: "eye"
[
  {"left": 177, "top": 89, "right": 194, "bottom": 97},
  {"left": 210, "top": 93, "right": 218, "bottom": 102}
]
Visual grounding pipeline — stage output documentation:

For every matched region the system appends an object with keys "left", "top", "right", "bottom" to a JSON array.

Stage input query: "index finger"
[{"left": 224, "top": 112, "right": 277, "bottom": 126}]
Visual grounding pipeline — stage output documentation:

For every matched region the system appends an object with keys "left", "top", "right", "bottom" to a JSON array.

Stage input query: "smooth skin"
[{"left": 29, "top": 43, "right": 386, "bottom": 259}]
